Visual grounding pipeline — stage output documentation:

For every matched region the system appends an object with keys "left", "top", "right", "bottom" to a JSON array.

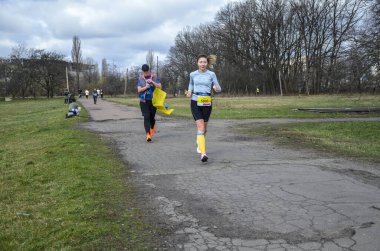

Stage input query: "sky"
[{"left": 0, "top": 0, "right": 240, "bottom": 70}]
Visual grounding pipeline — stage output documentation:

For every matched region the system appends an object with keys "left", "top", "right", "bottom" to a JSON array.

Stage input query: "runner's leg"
[
  {"left": 149, "top": 102, "right": 157, "bottom": 136},
  {"left": 140, "top": 102, "right": 151, "bottom": 134},
  {"left": 196, "top": 119, "right": 206, "bottom": 154}
]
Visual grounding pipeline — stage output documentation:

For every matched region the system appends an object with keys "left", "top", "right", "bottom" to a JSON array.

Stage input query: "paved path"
[{"left": 78, "top": 97, "right": 380, "bottom": 251}]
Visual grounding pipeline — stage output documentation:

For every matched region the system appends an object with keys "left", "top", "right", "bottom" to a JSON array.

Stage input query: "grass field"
[
  {"left": 107, "top": 94, "right": 380, "bottom": 119},
  {"left": 0, "top": 99, "right": 155, "bottom": 250},
  {"left": 243, "top": 121, "right": 380, "bottom": 163},
  {"left": 1, "top": 95, "right": 379, "bottom": 249},
  {"left": 108, "top": 94, "right": 380, "bottom": 162}
]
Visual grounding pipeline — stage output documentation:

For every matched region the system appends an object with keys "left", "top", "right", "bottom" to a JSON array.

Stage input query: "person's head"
[
  {"left": 141, "top": 64, "right": 150, "bottom": 73},
  {"left": 197, "top": 54, "right": 217, "bottom": 71}
]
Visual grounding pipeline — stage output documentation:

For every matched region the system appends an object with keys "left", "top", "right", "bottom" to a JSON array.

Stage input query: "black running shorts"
[{"left": 191, "top": 100, "right": 212, "bottom": 122}]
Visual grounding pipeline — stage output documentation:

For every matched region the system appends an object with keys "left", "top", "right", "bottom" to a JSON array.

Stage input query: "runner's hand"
[
  {"left": 213, "top": 85, "right": 221, "bottom": 92},
  {"left": 187, "top": 91, "right": 192, "bottom": 98}
]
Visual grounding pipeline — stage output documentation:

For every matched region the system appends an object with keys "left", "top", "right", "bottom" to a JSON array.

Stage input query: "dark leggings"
[{"left": 140, "top": 101, "right": 156, "bottom": 133}]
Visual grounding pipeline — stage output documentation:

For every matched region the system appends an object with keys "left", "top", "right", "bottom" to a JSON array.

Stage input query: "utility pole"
[
  {"left": 66, "top": 66, "right": 69, "bottom": 91},
  {"left": 124, "top": 68, "right": 128, "bottom": 97},
  {"left": 279, "top": 70, "right": 283, "bottom": 96},
  {"left": 156, "top": 55, "right": 158, "bottom": 77}
]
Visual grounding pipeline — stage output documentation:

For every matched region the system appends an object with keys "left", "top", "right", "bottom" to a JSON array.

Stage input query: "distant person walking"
[
  {"left": 187, "top": 54, "right": 221, "bottom": 162},
  {"left": 85, "top": 89, "right": 89, "bottom": 99},
  {"left": 137, "top": 64, "right": 162, "bottom": 142},
  {"left": 92, "top": 89, "right": 98, "bottom": 104},
  {"left": 64, "top": 88, "right": 70, "bottom": 104}
]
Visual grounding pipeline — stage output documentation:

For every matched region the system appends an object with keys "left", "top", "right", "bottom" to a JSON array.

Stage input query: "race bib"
[{"left": 197, "top": 95, "right": 212, "bottom": 106}]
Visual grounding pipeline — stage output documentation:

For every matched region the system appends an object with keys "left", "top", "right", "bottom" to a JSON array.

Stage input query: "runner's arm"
[
  {"left": 137, "top": 85, "right": 150, "bottom": 93},
  {"left": 137, "top": 78, "right": 150, "bottom": 93},
  {"left": 212, "top": 73, "right": 221, "bottom": 93},
  {"left": 187, "top": 75, "right": 194, "bottom": 97},
  {"left": 148, "top": 77, "right": 161, "bottom": 89}
]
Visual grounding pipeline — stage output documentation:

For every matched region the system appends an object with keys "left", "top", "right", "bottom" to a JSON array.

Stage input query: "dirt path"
[{"left": 79, "top": 97, "right": 380, "bottom": 251}]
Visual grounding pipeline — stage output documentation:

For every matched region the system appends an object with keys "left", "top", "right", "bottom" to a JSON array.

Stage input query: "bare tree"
[
  {"left": 146, "top": 49, "right": 155, "bottom": 73},
  {"left": 9, "top": 44, "right": 36, "bottom": 98},
  {"left": 34, "top": 50, "right": 66, "bottom": 98},
  {"left": 292, "top": 0, "right": 332, "bottom": 94},
  {"left": 361, "top": 0, "right": 380, "bottom": 92},
  {"left": 325, "top": 0, "right": 364, "bottom": 89},
  {"left": 101, "top": 58, "right": 108, "bottom": 84},
  {"left": 83, "top": 57, "right": 100, "bottom": 89},
  {"left": 71, "top": 35, "right": 82, "bottom": 94},
  {"left": 103, "top": 62, "right": 123, "bottom": 96},
  {"left": 128, "top": 65, "right": 140, "bottom": 94},
  {"left": 0, "top": 58, "right": 11, "bottom": 98}
]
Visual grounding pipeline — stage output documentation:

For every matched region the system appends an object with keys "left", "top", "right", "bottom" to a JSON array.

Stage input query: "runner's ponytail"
[
  {"left": 196, "top": 54, "right": 217, "bottom": 69},
  {"left": 207, "top": 55, "right": 217, "bottom": 69}
]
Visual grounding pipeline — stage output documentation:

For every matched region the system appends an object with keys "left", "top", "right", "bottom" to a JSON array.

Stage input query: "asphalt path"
[{"left": 78, "top": 97, "right": 380, "bottom": 251}]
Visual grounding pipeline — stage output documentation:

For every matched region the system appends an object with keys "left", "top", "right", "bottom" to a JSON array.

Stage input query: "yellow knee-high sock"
[
  {"left": 197, "top": 131, "right": 206, "bottom": 145},
  {"left": 197, "top": 132, "right": 206, "bottom": 154}
]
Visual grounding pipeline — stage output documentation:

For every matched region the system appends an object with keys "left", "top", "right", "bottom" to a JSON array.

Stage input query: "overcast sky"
[{"left": 0, "top": 0, "right": 240, "bottom": 69}]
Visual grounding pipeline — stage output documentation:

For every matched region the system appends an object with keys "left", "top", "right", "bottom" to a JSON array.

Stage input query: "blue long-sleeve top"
[
  {"left": 136, "top": 74, "right": 160, "bottom": 102},
  {"left": 188, "top": 70, "right": 221, "bottom": 101}
]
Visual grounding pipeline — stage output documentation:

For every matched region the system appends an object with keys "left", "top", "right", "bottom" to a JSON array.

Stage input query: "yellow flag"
[{"left": 152, "top": 88, "right": 174, "bottom": 115}]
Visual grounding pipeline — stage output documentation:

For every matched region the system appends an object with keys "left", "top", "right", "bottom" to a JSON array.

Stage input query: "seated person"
[{"left": 65, "top": 100, "right": 81, "bottom": 118}]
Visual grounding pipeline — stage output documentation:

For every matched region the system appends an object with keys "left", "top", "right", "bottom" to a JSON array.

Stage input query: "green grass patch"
[
  {"left": 0, "top": 99, "right": 155, "bottom": 250},
  {"left": 108, "top": 94, "right": 380, "bottom": 162},
  {"left": 243, "top": 121, "right": 380, "bottom": 163},
  {"left": 107, "top": 94, "right": 380, "bottom": 119}
]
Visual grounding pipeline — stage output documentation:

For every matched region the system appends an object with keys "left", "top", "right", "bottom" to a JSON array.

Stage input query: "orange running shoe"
[
  {"left": 146, "top": 133, "right": 152, "bottom": 142},
  {"left": 150, "top": 126, "right": 156, "bottom": 137}
]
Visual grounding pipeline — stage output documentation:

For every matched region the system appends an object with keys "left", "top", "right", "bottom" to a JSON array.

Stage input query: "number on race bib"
[{"left": 197, "top": 95, "right": 212, "bottom": 106}]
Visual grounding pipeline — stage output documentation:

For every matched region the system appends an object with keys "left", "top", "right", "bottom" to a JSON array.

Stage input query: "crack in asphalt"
[{"left": 78, "top": 99, "right": 380, "bottom": 250}]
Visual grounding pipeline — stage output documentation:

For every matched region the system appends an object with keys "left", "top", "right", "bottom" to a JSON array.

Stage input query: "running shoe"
[
  {"left": 201, "top": 154, "right": 208, "bottom": 162},
  {"left": 196, "top": 147, "right": 201, "bottom": 154},
  {"left": 146, "top": 133, "right": 152, "bottom": 142},
  {"left": 150, "top": 126, "right": 156, "bottom": 137}
]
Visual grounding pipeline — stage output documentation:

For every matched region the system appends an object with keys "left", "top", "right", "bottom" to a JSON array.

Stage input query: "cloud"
[{"left": 0, "top": 0, "right": 240, "bottom": 68}]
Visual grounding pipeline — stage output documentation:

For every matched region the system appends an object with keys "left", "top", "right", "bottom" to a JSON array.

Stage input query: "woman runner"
[{"left": 187, "top": 54, "right": 221, "bottom": 162}]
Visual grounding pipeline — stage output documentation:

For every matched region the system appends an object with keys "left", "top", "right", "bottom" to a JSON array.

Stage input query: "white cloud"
[
  {"left": 0, "top": 0, "right": 241, "bottom": 68},
  {"left": 0, "top": 39, "right": 17, "bottom": 48}
]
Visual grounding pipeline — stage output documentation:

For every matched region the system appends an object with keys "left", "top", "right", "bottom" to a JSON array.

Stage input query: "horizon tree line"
[{"left": 162, "top": 0, "right": 379, "bottom": 95}]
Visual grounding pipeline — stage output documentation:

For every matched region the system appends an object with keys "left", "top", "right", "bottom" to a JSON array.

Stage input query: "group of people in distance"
[
  {"left": 137, "top": 54, "right": 221, "bottom": 162},
  {"left": 65, "top": 88, "right": 103, "bottom": 118},
  {"left": 85, "top": 88, "right": 103, "bottom": 104}
]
